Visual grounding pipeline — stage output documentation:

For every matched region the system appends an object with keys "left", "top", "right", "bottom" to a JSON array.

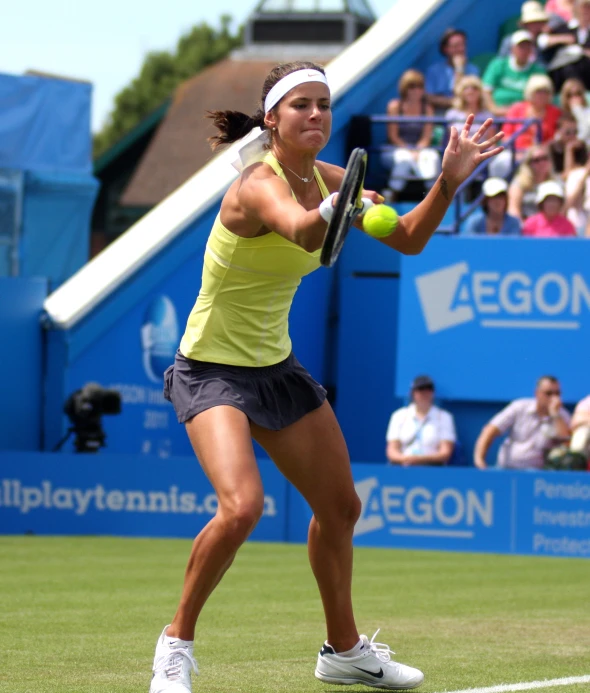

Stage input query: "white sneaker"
[
  {"left": 315, "top": 630, "right": 424, "bottom": 690},
  {"left": 149, "top": 625, "right": 198, "bottom": 693}
]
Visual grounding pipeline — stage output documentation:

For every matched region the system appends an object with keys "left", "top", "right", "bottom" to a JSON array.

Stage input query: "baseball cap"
[
  {"left": 482, "top": 177, "right": 508, "bottom": 197},
  {"left": 512, "top": 29, "right": 534, "bottom": 46},
  {"left": 411, "top": 375, "right": 435, "bottom": 391},
  {"left": 535, "top": 180, "right": 565, "bottom": 204},
  {"left": 520, "top": 1, "right": 549, "bottom": 24}
]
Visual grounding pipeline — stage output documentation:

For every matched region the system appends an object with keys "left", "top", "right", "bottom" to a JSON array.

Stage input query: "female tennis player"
[{"left": 149, "top": 61, "right": 504, "bottom": 693}]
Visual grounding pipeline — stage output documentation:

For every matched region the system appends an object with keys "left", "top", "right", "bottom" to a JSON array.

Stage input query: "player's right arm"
[{"left": 230, "top": 162, "right": 329, "bottom": 251}]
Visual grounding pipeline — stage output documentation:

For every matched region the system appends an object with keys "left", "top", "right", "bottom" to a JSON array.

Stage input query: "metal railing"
[{"left": 361, "top": 115, "right": 543, "bottom": 233}]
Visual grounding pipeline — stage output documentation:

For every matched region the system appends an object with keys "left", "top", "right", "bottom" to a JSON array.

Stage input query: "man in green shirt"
[{"left": 483, "top": 30, "right": 548, "bottom": 113}]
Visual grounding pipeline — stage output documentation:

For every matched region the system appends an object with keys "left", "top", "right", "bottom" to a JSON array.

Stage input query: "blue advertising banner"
[
  {"left": 514, "top": 473, "right": 590, "bottom": 558},
  {"left": 288, "top": 465, "right": 590, "bottom": 558},
  {"left": 396, "top": 237, "right": 590, "bottom": 402},
  {"left": 2, "top": 454, "right": 587, "bottom": 558},
  {"left": 0, "top": 453, "right": 288, "bottom": 542}
]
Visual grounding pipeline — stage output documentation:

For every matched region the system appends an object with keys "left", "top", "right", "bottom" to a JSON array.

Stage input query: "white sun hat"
[
  {"left": 520, "top": 1, "right": 549, "bottom": 24},
  {"left": 512, "top": 29, "right": 535, "bottom": 46},
  {"left": 482, "top": 177, "right": 509, "bottom": 197},
  {"left": 535, "top": 180, "right": 565, "bottom": 204}
]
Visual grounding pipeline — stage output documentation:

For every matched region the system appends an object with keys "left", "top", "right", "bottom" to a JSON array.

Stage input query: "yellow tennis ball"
[{"left": 363, "top": 204, "right": 399, "bottom": 238}]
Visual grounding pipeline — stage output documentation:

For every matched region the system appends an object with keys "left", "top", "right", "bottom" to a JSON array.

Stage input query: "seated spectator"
[
  {"left": 508, "top": 144, "right": 560, "bottom": 220},
  {"left": 383, "top": 70, "right": 441, "bottom": 198},
  {"left": 559, "top": 78, "right": 590, "bottom": 144},
  {"left": 492, "top": 74, "right": 562, "bottom": 179},
  {"left": 503, "top": 74, "right": 562, "bottom": 150},
  {"left": 474, "top": 375, "right": 571, "bottom": 470},
  {"left": 546, "top": 0, "right": 575, "bottom": 22},
  {"left": 425, "top": 28, "right": 480, "bottom": 112},
  {"left": 565, "top": 155, "right": 590, "bottom": 234},
  {"left": 570, "top": 394, "right": 590, "bottom": 462},
  {"left": 503, "top": 2, "right": 585, "bottom": 66},
  {"left": 464, "top": 178, "right": 522, "bottom": 235},
  {"left": 546, "top": 0, "right": 590, "bottom": 92},
  {"left": 385, "top": 375, "right": 456, "bottom": 466},
  {"left": 522, "top": 180, "right": 577, "bottom": 235},
  {"left": 498, "top": 2, "right": 557, "bottom": 66},
  {"left": 446, "top": 76, "right": 495, "bottom": 138},
  {"left": 548, "top": 112, "right": 588, "bottom": 177},
  {"left": 483, "top": 31, "right": 547, "bottom": 113}
]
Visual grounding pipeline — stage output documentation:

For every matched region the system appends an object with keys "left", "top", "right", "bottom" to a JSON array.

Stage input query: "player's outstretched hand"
[{"left": 442, "top": 115, "right": 504, "bottom": 187}]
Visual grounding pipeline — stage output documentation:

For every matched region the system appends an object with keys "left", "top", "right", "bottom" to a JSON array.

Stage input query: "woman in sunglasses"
[
  {"left": 559, "top": 78, "right": 590, "bottom": 145},
  {"left": 508, "top": 143, "right": 561, "bottom": 220},
  {"left": 548, "top": 112, "right": 588, "bottom": 178}
]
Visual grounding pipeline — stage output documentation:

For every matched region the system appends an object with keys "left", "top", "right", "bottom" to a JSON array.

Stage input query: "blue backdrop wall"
[{"left": 0, "top": 277, "right": 47, "bottom": 450}]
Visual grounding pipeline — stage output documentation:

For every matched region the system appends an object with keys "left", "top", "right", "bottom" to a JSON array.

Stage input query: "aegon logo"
[
  {"left": 354, "top": 477, "right": 493, "bottom": 540},
  {"left": 416, "top": 262, "right": 590, "bottom": 333}
]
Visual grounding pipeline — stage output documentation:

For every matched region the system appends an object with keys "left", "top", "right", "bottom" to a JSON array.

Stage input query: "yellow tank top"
[{"left": 179, "top": 152, "right": 329, "bottom": 366}]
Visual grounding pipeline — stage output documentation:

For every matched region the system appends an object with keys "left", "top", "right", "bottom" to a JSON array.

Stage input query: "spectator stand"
[{"left": 348, "top": 114, "right": 543, "bottom": 232}]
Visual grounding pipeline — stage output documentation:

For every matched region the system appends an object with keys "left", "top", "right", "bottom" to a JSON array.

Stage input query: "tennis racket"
[{"left": 320, "top": 147, "right": 368, "bottom": 268}]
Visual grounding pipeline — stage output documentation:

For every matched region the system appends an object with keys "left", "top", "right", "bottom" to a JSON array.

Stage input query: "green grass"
[{"left": 1, "top": 537, "right": 589, "bottom": 693}]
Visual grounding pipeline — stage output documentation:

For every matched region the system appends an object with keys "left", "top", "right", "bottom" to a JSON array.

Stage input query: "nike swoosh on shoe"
[{"left": 353, "top": 665, "right": 385, "bottom": 678}]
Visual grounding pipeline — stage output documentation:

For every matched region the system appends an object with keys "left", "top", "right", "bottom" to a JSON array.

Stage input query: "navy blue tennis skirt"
[{"left": 163, "top": 350, "right": 327, "bottom": 430}]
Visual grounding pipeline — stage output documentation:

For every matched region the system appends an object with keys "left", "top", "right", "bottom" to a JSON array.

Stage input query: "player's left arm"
[{"left": 376, "top": 116, "right": 504, "bottom": 254}]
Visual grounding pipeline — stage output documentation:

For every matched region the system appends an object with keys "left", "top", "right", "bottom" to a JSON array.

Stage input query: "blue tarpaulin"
[
  {"left": 0, "top": 73, "right": 92, "bottom": 174},
  {"left": 21, "top": 171, "right": 99, "bottom": 290}
]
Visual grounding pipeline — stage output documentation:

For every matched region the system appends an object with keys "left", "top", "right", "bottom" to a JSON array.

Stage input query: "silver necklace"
[{"left": 277, "top": 160, "right": 313, "bottom": 183}]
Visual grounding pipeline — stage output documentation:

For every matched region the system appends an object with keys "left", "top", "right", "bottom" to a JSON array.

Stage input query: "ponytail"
[{"left": 207, "top": 109, "right": 265, "bottom": 150}]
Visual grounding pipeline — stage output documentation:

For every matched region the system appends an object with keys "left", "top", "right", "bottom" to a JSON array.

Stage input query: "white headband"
[{"left": 264, "top": 69, "right": 329, "bottom": 113}]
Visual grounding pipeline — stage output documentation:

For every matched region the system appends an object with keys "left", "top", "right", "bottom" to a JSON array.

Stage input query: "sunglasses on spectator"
[
  {"left": 541, "top": 389, "right": 561, "bottom": 396},
  {"left": 530, "top": 155, "right": 549, "bottom": 163},
  {"left": 407, "top": 84, "right": 424, "bottom": 89},
  {"left": 562, "top": 128, "right": 578, "bottom": 135},
  {"left": 567, "top": 91, "right": 585, "bottom": 97},
  {"left": 414, "top": 385, "right": 434, "bottom": 392}
]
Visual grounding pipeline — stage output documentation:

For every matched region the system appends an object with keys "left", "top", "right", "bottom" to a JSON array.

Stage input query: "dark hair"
[
  {"left": 207, "top": 61, "right": 326, "bottom": 150},
  {"left": 439, "top": 28, "right": 467, "bottom": 54},
  {"left": 536, "top": 375, "right": 558, "bottom": 388}
]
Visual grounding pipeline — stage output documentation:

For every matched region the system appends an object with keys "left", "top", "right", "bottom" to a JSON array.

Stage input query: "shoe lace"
[
  {"left": 368, "top": 629, "right": 396, "bottom": 664},
  {"left": 155, "top": 648, "right": 198, "bottom": 681}
]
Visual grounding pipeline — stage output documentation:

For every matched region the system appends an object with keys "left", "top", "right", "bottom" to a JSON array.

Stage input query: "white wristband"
[
  {"left": 360, "top": 197, "right": 374, "bottom": 214},
  {"left": 319, "top": 193, "right": 338, "bottom": 222}
]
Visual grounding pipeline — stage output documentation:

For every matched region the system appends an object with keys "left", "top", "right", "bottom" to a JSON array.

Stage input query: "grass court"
[{"left": 1, "top": 536, "right": 589, "bottom": 693}]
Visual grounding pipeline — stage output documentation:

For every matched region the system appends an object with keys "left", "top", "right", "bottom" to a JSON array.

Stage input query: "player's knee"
[
  {"left": 347, "top": 492, "right": 362, "bottom": 527},
  {"left": 222, "top": 497, "right": 264, "bottom": 542},
  {"left": 322, "top": 492, "right": 362, "bottom": 533}
]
